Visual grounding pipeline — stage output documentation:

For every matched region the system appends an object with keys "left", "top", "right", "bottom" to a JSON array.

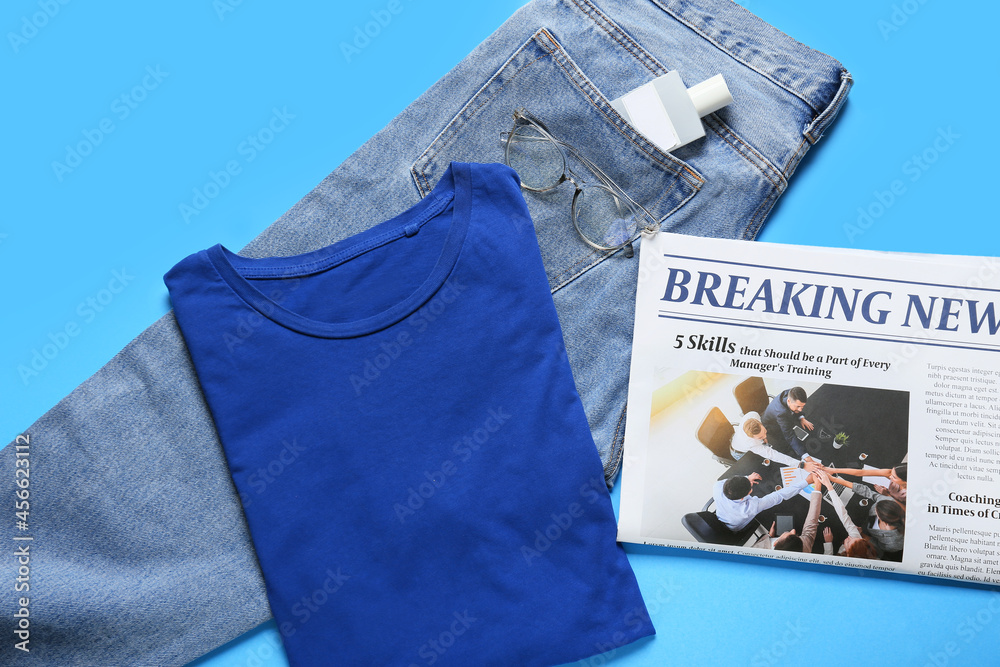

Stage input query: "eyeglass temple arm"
[
  {"left": 503, "top": 117, "right": 660, "bottom": 234},
  {"left": 565, "top": 148, "right": 660, "bottom": 229}
]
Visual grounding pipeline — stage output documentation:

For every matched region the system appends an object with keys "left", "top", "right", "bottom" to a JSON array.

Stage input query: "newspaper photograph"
[{"left": 618, "top": 232, "right": 1000, "bottom": 583}]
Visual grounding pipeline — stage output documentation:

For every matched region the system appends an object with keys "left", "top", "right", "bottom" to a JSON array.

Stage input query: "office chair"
[
  {"left": 733, "top": 376, "right": 771, "bottom": 416},
  {"left": 681, "top": 498, "right": 764, "bottom": 546},
  {"left": 697, "top": 406, "right": 737, "bottom": 467}
]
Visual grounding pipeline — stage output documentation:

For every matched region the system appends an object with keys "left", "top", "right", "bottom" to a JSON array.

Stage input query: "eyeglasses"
[{"left": 501, "top": 108, "right": 659, "bottom": 257}]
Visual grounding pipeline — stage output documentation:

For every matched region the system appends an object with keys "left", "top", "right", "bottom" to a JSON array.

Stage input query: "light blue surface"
[{"left": 3, "top": 1, "right": 998, "bottom": 666}]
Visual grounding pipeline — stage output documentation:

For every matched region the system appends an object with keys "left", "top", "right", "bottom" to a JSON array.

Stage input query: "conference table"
[
  {"left": 718, "top": 383, "right": 910, "bottom": 554},
  {"left": 797, "top": 383, "right": 909, "bottom": 471}
]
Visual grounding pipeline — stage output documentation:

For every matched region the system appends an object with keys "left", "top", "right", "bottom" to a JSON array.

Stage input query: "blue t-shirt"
[{"left": 164, "top": 162, "right": 653, "bottom": 666}]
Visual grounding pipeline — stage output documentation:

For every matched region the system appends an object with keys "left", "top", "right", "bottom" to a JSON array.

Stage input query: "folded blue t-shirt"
[{"left": 164, "top": 161, "right": 653, "bottom": 666}]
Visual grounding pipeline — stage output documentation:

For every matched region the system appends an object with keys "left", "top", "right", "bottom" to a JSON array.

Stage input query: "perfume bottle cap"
[{"left": 688, "top": 74, "right": 733, "bottom": 118}]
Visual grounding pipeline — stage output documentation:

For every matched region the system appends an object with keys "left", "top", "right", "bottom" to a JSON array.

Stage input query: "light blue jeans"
[{"left": 1, "top": 1, "right": 849, "bottom": 664}]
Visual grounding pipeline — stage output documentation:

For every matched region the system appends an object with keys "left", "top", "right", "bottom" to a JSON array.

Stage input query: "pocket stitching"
[
  {"left": 549, "top": 176, "right": 699, "bottom": 294},
  {"left": 409, "top": 26, "right": 704, "bottom": 292},
  {"left": 566, "top": 0, "right": 663, "bottom": 78},
  {"left": 550, "top": 247, "right": 609, "bottom": 293},
  {"left": 412, "top": 35, "right": 552, "bottom": 197},
  {"left": 558, "top": 6, "right": 794, "bottom": 203},
  {"left": 537, "top": 28, "right": 704, "bottom": 187}
]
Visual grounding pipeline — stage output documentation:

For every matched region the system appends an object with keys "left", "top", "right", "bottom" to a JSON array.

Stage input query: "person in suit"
[
  {"left": 732, "top": 412, "right": 805, "bottom": 468},
  {"left": 713, "top": 472, "right": 808, "bottom": 532},
  {"left": 761, "top": 386, "right": 813, "bottom": 458}
]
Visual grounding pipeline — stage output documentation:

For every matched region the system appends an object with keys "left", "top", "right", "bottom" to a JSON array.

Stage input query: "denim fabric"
[{"left": 1, "top": 1, "right": 849, "bottom": 665}]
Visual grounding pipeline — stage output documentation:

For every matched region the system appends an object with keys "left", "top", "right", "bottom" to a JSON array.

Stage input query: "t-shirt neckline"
[{"left": 206, "top": 161, "right": 471, "bottom": 339}]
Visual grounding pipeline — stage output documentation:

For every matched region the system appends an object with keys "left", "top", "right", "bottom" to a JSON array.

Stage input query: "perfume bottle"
[{"left": 610, "top": 71, "right": 733, "bottom": 153}]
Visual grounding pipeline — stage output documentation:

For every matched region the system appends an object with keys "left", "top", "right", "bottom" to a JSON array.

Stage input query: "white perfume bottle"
[{"left": 610, "top": 71, "right": 733, "bottom": 153}]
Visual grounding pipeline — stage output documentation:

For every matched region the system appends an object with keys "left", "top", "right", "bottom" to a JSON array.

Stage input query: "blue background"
[{"left": 3, "top": 0, "right": 998, "bottom": 665}]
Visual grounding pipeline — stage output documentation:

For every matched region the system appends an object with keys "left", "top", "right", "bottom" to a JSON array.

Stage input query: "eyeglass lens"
[
  {"left": 507, "top": 119, "right": 641, "bottom": 250},
  {"left": 506, "top": 124, "right": 564, "bottom": 191},
  {"left": 572, "top": 184, "right": 639, "bottom": 250}
]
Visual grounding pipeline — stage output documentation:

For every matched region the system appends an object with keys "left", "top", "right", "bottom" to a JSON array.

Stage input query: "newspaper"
[{"left": 618, "top": 231, "right": 1000, "bottom": 583}]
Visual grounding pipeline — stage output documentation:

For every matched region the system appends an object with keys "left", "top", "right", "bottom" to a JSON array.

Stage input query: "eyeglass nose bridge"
[{"left": 562, "top": 169, "right": 584, "bottom": 191}]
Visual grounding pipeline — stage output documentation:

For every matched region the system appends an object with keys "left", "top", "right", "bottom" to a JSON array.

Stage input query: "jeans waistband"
[{"left": 586, "top": 0, "right": 852, "bottom": 143}]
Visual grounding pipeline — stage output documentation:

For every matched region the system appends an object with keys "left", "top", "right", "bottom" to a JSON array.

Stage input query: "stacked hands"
[
  {"left": 765, "top": 464, "right": 907, "bottom": 560},
  {"left": 716, "top": 387, "right": 908, "bottom": 562}
]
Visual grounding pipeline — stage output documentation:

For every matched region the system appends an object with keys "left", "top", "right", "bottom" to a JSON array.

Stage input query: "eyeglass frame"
[{"left": 501, "top": 107, "right": 660, "bottom": 256}]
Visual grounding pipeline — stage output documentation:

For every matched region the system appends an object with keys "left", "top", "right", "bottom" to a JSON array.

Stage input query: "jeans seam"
[
  {"left": 649, "top": 0, "right": 821, "bottom": 115},
  {"left": 423, "top": 53, "right": 549, "bottom": 184},
  {"left": 568, "top": 0, "right": 810, "bottom": 196},
  {"left": 566, "top": 0, "right": 663, "bottom": 77},
  {"left": 781, "top": 136, "right": 810, "bottom": 180},
  {"left": 412, "top": 24, "right": 700, "bottom": 294},
  {"left": 603, "top": 401, "right": 629, "bottom": 485},
  {"left": 704, "top": 114, "right": 786, "bottom": 192},
  {"left": 741, "top": 183, "right": 780, "bottom": 240},
  {"left": 804, "top": 70, "right": 853, "bottom": 144}
]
